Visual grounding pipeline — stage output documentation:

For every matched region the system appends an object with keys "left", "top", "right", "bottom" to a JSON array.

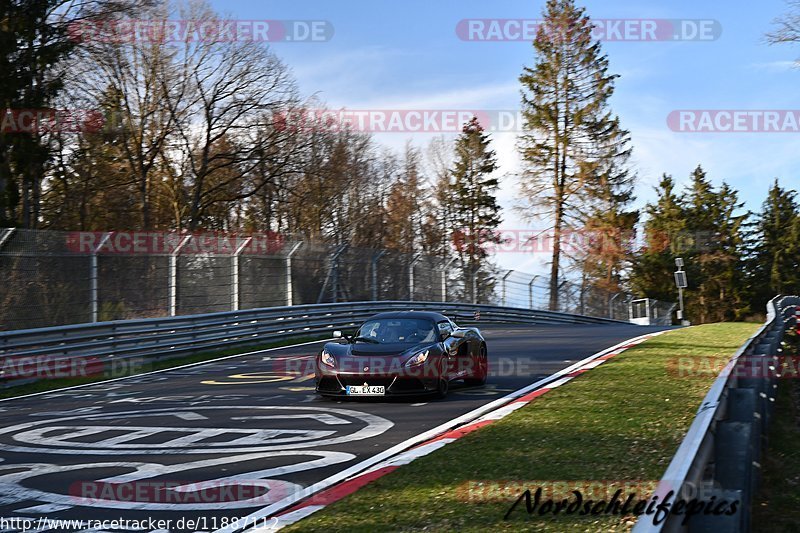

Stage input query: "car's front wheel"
[{"left": 464, "top": 344, "right": 488, "bottom": 386}]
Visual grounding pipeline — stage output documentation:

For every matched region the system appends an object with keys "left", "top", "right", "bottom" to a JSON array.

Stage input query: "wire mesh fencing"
[{"left": 0, "top": 228, "right": 675, "bottom": 331}]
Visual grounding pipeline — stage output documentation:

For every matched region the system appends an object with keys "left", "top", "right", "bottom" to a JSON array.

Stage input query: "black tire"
[
  {"left": 316, "top": 392, "right": 336, "bottom": 401},
  {"left": 435, "top": 378, "right": 449, "bottom": 399},
  {"left": 464, "top": 345, "right": 488, "bottom": 386}
]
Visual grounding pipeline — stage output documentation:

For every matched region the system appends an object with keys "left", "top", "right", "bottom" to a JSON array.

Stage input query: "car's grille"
[
  {"left": 391, "top": 378, "right": 426, "bottom": 391},
  {"left": 338, "top": 376, "right": 396, "bottom": 388}
]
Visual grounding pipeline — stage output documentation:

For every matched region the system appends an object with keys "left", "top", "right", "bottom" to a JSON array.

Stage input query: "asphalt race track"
[{"left": 0, "top": 323, "right": 668, "bottom": 532}]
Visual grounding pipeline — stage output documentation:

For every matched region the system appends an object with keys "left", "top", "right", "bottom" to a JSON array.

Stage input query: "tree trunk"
[{"left": 550, "top": 205, "right": 563, "bottom": 311}]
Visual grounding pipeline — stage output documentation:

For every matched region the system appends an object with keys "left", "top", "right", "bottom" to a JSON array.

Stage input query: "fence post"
[
  {"left": 0, "top": 228, "right": 14, "bottom": 250},
  {"left": 408, "top": 255, "right": 421, "bottom": 301},
  {"left": 609, "top": 292, "right": 621, "bottom": 320},
  {"left": 316, "top": 244, "right": 347, "bottom": 304},
  {"left": 579, "top": 283, "right": 586, "bottom": 315},
  {"left": 372, "top": 250, "right": 386, "bottom": 301},
  {"left": 231, "top": 237, "right": 252, "bottom": 311},
  {"left": 285, "top": 242, "right": 303, "bottom": 306},
  {"left": 501, "top": 270, "right": 514, "bottom": 307},
  {"left": 332, "top": 244, "right": 347, "bottom": 303},
  {"left": 472, "top": 266, "right": 478, "bottom": 304},
  {"left": 91, "top": 232, "right": 112, "bottom": 322},
  {"left": 557, "top": 280, "right": 569, "bottom": 313},
  {"left": 169, "top": 235, "right": 192, "bottom": 317},
  {"left": 528, "top": 275, "right": 538, "bottom": 309},
  {"left": 441, "top": 257, "right": 456, "bottom": 302}
]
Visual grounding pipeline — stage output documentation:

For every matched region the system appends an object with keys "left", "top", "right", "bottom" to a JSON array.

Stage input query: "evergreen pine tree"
[
  {"left": 749, "top": 179, "right": 800, "bottom": 309},
  {"left": 449, "top": 117, "right": 502, "bottom": 304},
  {"left": 631, "top": 174, "right": 687, "bottom": 302},
  {"left": 574, "top": 114, "right": 638, "bottom": 298},
  {"left": 518, "top": 0, "right": 628, "bottom": 310},
  {"left": 632, "top": 166, "right": 749, "bottom": 323}
]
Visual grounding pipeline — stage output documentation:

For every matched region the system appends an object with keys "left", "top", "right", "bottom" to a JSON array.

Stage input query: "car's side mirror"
[
  {"left": 333, "top": 330, "right": 343, "bottom": 338},
  {"left": 440, "top": 331, "right": 451, "bottom": 341},
  {"left": 451, "top": 329, "right": 467, "bottom": 338}
]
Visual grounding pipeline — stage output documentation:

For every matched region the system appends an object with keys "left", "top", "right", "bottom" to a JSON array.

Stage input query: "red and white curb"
[{"left": 229, "top": 330, "right": 667, "bottom": 532}]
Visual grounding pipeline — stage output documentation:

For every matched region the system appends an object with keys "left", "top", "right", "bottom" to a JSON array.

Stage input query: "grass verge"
[
  {"left": 0, "top": 335, "right": 327, "bottom": 400},
  {"left": 285, "top": 323, "right": 760, "bottom": 533}
]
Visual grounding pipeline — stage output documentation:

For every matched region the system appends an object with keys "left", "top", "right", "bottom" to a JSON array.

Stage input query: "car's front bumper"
[{"left": 315, "top": 371, "right": 441, "bottom": 396}]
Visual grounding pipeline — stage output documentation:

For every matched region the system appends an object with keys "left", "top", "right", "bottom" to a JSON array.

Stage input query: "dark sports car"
[{"left": 314, "top": 311, "right": 488, "bottom": 399}]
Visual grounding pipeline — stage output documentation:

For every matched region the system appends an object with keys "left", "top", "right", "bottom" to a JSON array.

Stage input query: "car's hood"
[{"left": 324, "top": 341, "right": 436, "bottom": 358}]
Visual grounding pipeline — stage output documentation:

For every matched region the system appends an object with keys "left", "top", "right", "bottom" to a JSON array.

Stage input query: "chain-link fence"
[{"left": 0, "top": 228, "right": 675, "bottom": 331}]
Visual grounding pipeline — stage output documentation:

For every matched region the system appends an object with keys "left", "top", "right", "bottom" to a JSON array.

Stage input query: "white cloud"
[
  {"left": 354, "top": 82, "right": 519, "bottom": 110},
  {"left": 748, "top": 60, "right": 799, "bottom": 72}
]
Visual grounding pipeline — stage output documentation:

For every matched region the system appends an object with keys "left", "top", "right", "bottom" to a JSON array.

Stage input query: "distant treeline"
[{"left": 1, "top": 0, "right": 798, "bottom": 322}]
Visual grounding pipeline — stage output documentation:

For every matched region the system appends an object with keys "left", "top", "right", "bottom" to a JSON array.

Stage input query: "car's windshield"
[{"left": 355, "top": 318, "right": 437, "bottom": 344}]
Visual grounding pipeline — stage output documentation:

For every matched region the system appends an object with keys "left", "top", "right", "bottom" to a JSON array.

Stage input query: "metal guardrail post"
[
  {"left": 169, "top": 235, "right": 192, "bottom": 317},
  {"left": 90, "top": 233, "right": 113, "bottom": 322},
  {"left": 285, "top": 242, "right": 303, "bottom": 306},
  {"left": 796, "top": 305, "right": 800, "bottom": 335},
  {"left": 231, "top": 237, "right": 253, "bottom": 311}
]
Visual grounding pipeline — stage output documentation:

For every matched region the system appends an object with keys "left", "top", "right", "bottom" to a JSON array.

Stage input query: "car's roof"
[{"left": 367, "top": 311, "right": 450, "bottom": 322}]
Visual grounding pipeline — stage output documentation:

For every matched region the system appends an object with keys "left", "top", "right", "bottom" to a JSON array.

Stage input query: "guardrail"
[
  {"left": 633, "top": 295, "right": 799, "bottom": 533},
  {"left": 0, "top": 300, "right": 628, "bottom": 389}
]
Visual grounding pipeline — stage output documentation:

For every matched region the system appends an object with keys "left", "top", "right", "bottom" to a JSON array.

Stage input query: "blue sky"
[{"left": 211, "top": 0, "right": 800, "bottom": 273}]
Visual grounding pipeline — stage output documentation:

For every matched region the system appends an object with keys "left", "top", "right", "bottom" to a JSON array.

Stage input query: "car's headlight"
[
  {"left": 320, "top": 349, "right": 335, "bottom": 367},
  {"left": 405, "top": 349, "right": 429, "bottom": 366}
]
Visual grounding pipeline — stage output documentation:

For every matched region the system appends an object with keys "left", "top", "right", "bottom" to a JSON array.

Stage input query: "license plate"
[{"left": 346, "top": 385, "right": 385, "bottom": 396}]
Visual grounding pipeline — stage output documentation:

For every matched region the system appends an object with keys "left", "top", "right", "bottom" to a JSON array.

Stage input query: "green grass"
[
  {"left": 285, "top": 323, "right": 760, "bottom": 533},
  {"left": 0, "top": 335, "right": 327, "bottom": 400},
  {"left": 753, "top": 330, "right": 800, "bottom": 532}
]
